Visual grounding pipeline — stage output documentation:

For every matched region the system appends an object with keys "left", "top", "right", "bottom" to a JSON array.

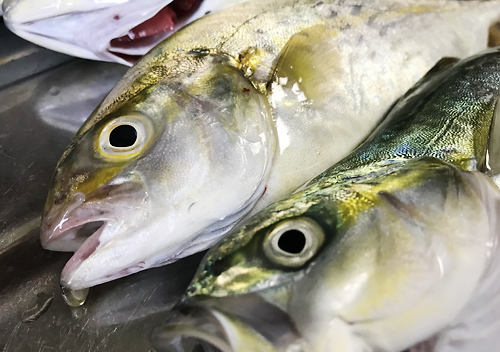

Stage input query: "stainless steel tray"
[{"left": 0, "top": 20, "right": 203, "bottom": 352}]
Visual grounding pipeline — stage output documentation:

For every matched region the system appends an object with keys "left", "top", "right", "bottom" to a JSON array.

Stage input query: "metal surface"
[
  {"left": 0, "top": 21, "right": 73, "bottom": 88},
  {"left": 0, "top": 20, "right": 203, "bottom": 352}
]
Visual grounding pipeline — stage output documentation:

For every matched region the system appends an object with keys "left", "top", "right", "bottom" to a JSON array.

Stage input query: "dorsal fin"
[{"left": 399, "top": 57, "right": 460, "bottom": 100}]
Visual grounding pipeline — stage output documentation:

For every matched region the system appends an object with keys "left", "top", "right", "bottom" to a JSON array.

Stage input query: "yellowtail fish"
[
  {"left": 2, "top": 0, "right": 248, "bottom": 65},
  {"left": 40, "top": 0, "right": 500, "bottom": 297},
  {"left": 160, "top": 48, "right": 500, "bottom": 352}
]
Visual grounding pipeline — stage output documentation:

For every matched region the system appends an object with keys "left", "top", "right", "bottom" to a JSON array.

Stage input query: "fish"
[
  {"left": 161, "top": 48, "right": 500, "bottom": 352},
  {"left": 2, "top": 0, "right": 248, "bottom": 65},
  {"left": 40, "top": 0, "right": 500, "bottom": 296}
]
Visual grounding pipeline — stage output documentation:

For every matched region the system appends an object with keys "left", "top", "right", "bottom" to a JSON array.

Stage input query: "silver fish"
[
  {"left": 156, "top": 48, "right": 500, "bottom": 352},
  {"left": 40, "top": 0, "right": 500, "bottom": 295}
]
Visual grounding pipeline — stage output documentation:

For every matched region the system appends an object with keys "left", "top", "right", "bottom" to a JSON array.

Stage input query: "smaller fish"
[
  {"left": 154, "top": 49, "right": 500, "bottom": 352},
  {"left": 2, "top": 0, "right": 247, "bottom": 65}
]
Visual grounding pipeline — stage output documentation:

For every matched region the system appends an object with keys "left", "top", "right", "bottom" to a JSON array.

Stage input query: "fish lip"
[
  {"left": 41, "top": 179, "right": 147, "bottom": 252},
  {"left": 60, "top": 224, "right": 107, "bottom": 288},
  {"left": 151, "top": 303, "right": 236, "bottom": 352},
  {"left": 151, "top": 295, "right": 300, "bottom": 352},
  {"left": 40, "top": 193, "right": 113, "bottom": 252},
  {"left": 4, "top": 0, "right": 204, "bottom": 65},
  {"left": 3, "top": 6, "right": 148, "bottom": 65}
]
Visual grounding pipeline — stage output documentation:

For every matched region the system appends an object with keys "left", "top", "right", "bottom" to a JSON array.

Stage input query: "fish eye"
[
  {"left": 98, "top": 115, "right": 152, "bottom": 159},
  {"left": 109, "top": 125, "right": 137, "bottom": 148},
  {"left": 263, "top": 217, "right": 325, "bottom": 268}
]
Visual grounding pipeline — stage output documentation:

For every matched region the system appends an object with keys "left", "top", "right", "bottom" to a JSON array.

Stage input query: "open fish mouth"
[
  {"left": 41, "top": 192, "right": 110, "bottom": 252},
  {"left": 107, "top": 0, "right": 203, "bottom": 63},
  {"left": 151, "top": 296, "right": 301, "bottom": 352},
  {"left": 40, "top": 175, "right": 266, "bottom": 290},
  {"left": 41, "top": 194, "right": 115, "bottom": 288},
  {"left": 2, "top": 0, "right": 223, "bottom": 65},
  {"left": 150, "top": 297, "right": 442, "bottom": 352},
  {"left": 40, "top": 180, "right": 151, "bottom": 289}
]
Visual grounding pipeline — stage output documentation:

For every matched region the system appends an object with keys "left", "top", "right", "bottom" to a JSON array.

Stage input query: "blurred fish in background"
[{"left": 1, "top": 0, "right": 248, "bottom": 65}]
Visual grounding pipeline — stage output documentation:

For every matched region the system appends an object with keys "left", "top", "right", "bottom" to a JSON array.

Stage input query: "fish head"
[
  {"left": 187, "top": 158, "right": 500, "bottom": 351},
  {"left": 184, "top": 189, "right": 334, "bottom": 299},
  {"left": 41, "top": 52, "right": 274, "bottom": 290},
  {"left": 2, "top": 0, "right": 239, "bottom": 65}
]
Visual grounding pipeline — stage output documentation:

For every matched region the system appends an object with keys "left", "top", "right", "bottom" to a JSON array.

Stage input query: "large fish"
[
  {"left": 40, "top": 0, "right": 500, "bottom": 296},
  {"left": 2, "top": 0, "right": 248, "bottom": 65},
  {"left": 157, "top": 48, "right": 500, "bottom": 352}
]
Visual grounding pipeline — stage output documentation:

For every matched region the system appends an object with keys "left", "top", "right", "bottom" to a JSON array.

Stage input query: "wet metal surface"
[
  {"left": 0, "top": 20, "right": 202, "bottom": 352},
  {"left": 0, "top": 21, "right": 73, "bottom": 89}
]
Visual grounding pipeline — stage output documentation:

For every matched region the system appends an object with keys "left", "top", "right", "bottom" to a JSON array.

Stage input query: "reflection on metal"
[
  {"left": 22, "top": 295, "right": 54, "bottom": 323},
  {"left": 0, "top": 20, "right": 202, "bottom": 351},
  {"left": 0, "top": 216, "right": 40, "bottom": 255},
  {"left": 0, "top": 20, "right": 72, "bottom": 88},
  {"left": 0, "top": 46, "right": 39, "bottom": 65}
]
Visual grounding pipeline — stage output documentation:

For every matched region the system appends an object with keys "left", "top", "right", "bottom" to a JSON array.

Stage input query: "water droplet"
[{"left": 61, "top": 285, "right": 89, "bottom": 307}]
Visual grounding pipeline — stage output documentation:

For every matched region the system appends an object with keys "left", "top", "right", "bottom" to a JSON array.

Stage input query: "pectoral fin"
[{"left": 270, "top": 24, "right": 343, "bottom": 106}]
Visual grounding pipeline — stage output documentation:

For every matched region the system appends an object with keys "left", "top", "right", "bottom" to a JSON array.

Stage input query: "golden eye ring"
[
  {"left": 97, "top": 115, "right": 152, "bottom": 159},
  {"left": 263, "top": 217, "right": 325, "bottom": 268}
]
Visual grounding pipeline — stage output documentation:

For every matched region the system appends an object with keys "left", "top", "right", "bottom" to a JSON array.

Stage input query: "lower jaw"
[{"left": 150, "top": 297, "right": 299, "bottom": 352}]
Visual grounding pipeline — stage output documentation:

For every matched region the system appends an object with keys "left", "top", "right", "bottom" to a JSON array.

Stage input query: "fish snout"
[
  {"left": 151, "top": 298, "right": 296, "bottom": 352},
  {"left": 40, "top": 192, "right": 90, "bottom": 251},
  {"left": 40, "top": 178, "right": 148, "bottom": 252}
]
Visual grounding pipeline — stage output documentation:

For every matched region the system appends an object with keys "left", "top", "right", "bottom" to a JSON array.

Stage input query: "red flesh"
[{"left": 111, "top": 0, "right": 202, "bottom": 45}]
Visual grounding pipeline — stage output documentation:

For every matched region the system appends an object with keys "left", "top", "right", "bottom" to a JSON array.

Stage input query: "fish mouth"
[
  {"left": 107, "top": 0, "right": 203, "bottom": 64},
  {"left": 151, "top": 298, "right": 430, "bottom": 352},
  {"left": 41, "top": 179, "right": 150, "bottom": 289},
  {"left": 41, "top": 172, "right": 267, "bottom": 290},
  {"left": 152, "top": 304, "right": 238, "bottom": 352},
  {"left": 41, "top": 192, "right": 111, "bottom": 252},
  {"left": 151, "top": 296, "right": 300, "bottom": 352},
  {"left": 3, "top": 0, "right": 206, "bottom": 65}
]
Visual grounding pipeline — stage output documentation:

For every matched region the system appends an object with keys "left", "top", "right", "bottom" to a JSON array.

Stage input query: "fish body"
[
  {"left": 2, "top": 0, "right": 248, "bottom": 65},
  {"left": 40, "top": 0, "right": 500, "bottom": 292},
  {"left": 181, "top": 48, "right": 500, "bottom": 352}
]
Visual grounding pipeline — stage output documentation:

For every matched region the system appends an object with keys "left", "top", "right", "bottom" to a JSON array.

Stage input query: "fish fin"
[
  {"left": 398, "top": 57, "right": 460, "bottom": 101},
  {"left": 486, "top": 95, "right": 500, "bottom": 188},
  {"left": 489, "top": 21, "right": 500, "bottom": 48},
  {"left": 373, "top": 57, "right": 461, "bottom": 129},
  {"left": 269, "top": 24, "right": 343, "bottom": 105},
  {"left": 423, "top": 57, "right": 461, "bottom": 77}
]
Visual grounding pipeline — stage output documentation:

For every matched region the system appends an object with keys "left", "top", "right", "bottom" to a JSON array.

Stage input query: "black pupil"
[
  {"left": 109, "top": 124, "right": 137, "bottom": 148},
  {"left": 277, "top": 230, "right": 306, "bottom": 254}
]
